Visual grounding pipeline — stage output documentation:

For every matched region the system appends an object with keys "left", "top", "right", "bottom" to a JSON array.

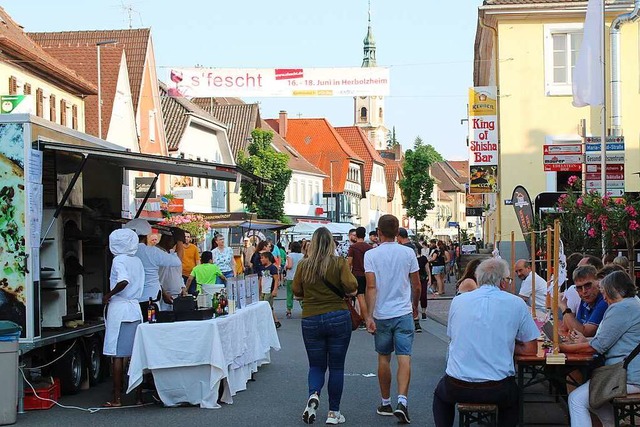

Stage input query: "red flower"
[{"left": 588, "top": 228, "right": 597, "bottom": 238}]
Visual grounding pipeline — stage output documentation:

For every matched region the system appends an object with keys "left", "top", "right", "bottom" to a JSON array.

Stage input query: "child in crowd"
[
  {"left": 259, "top": 252, "right": 281, "bottom": 328},
  {"left": 185, "top": 251, "right": 227, "bottom": 296}
]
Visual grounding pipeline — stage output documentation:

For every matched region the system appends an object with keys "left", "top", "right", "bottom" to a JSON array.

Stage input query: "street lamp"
[{"left": 96, "top": 40, "right": 117, "bottom": 139}]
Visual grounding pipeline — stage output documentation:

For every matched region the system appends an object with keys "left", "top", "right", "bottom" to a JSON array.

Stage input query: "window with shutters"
[
  {"left": 36, "top": 89, "right": 43, "bottom": 117},
  {"left": 60, "top": 100, "right": 67, "bottom": 126},
  {"left": 49, "top": 94, "right": 56, "bottom": 123},
  {"left": 9, "top": 76, "right": 17, "bottom": 95},
  {"left": 71, "top": 105, "right": 78, "bottom": 130},
  {"left": 23, "top": 83, "right": 31, "bottom": 95}
]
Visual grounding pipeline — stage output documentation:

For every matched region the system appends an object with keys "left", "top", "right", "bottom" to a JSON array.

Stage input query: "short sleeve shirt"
[
  {"left": 576, "top": 293, "right": 608, "bottom": 326},
  {"left": 260, "top": 264, "right": 279, "bottom": 293},
  {"left": 364, "top": 242, "right": 419, "bottom": 320},
  {"left": 347, "top": 242, "right": 372, "bottom": 277},
  {"left": 191, "top": 263, "right": 223, "bottom": 285}
]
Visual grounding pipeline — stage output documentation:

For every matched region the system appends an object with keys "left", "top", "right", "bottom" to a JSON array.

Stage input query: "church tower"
[{"left": 354, "top": 1, "right": 388, "bottom": 150}]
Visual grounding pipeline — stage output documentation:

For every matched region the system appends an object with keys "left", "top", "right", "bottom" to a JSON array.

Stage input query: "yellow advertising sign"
[{"left": 468, "top": 87, "right": 497, "bottom": 117}]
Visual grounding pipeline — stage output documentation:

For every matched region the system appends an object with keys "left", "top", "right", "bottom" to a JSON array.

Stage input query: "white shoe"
[
  {"left": 303, "top": 393, "right": 320, "bottom": 424},
  {"left": 326, "top": 411, "right": 345, "bottom": 424}
]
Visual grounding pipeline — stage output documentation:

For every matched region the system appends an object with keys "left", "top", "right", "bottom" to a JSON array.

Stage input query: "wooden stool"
[
  {"left": 457, "top": 403, "right": 498, "bottom": 427},
  {"left": 612, "top": 394, "right": 640, "bottom": 427}
]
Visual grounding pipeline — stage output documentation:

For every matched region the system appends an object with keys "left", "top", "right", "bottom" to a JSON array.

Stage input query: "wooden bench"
[
  {"left": 612, "top": 394, "right": 640, "bottom": 427},
  {"left": 457, "top": 403, "right": 498, "bottom": 427}
]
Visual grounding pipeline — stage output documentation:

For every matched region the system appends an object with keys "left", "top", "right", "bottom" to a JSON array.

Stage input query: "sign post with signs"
[
  {"left": 543, "top": 144, "right": 583, "bottom": 172},
  {"left": 468, "top": 87, "right": 498, "bottom": 194},
  {"left": 584, "top": 137, "right": 625, "bottom": 197}
]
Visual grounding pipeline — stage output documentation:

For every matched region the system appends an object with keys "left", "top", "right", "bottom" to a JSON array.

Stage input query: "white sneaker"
[
  {"left": 303, "top": 393, "right": 320, "bottom": 424},
  {"left": 325, "top": 411, "right": 345, "bottom": 424}
]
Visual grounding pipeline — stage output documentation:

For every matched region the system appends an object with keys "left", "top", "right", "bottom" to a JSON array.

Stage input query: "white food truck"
[{"left": 0, "top": 114, "right": 262, "bottom": 399}]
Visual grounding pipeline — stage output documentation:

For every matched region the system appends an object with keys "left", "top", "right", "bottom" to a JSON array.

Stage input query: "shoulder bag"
[
  {"left": 589, "top": 340, "right": 640, "bottom": 408},
  {"left": 321, "top": 261, "right": 361, "bottom": 331}
]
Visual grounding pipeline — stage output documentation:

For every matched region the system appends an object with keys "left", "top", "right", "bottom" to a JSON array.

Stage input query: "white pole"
[
  {"left": 97, "top": 44, "right": 102, "bottom": 139},
  {"left": 601, "top": 0, "right": 607, "bottom": 196}
]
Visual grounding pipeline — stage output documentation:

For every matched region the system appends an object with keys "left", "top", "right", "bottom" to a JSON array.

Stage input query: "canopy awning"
[{"left": 36, "top": 139, "right": 266, "bottom": 183}]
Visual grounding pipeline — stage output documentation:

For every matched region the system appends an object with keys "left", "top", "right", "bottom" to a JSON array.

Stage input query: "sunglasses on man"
[{"left": 575, "top": 281, "right": 594, "bottom": 292}]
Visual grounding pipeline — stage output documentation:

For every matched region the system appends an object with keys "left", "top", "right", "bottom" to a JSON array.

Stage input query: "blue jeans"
[{"left": 301, "top": 310, "right": 352, "bottom": 411}]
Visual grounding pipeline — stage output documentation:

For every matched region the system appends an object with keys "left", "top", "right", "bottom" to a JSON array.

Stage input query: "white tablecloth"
[{"left": 127, "top": 301, "right": 280, "bottom": 408}]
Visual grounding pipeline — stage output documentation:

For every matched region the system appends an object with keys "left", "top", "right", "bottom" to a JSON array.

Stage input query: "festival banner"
[
  {"left": 166, "top": 67, "right": 390, "bottom": 98},
  {"left": 468, "top": 87, "right": 499, "bottom": 194},
  {"left": 511, "top": 185, "right": 534, "bottom": 256}
]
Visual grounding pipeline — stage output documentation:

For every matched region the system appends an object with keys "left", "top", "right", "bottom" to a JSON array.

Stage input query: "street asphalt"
[{"left": 18, "top": 290, "right": 571, "bottom": 426}]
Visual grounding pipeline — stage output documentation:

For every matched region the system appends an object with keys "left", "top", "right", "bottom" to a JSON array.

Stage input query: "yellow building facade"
[{"left": 475, "top": 0, "right": 640, "bottom": 251}]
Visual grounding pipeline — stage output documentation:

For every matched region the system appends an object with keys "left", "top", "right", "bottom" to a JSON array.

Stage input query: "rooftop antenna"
[{"left": 119, "top": 1, "right": 144, "bottom": 29}]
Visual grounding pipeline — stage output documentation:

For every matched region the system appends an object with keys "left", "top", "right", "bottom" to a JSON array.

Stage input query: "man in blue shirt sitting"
[{"left": 559, "top": 265, "right": 607, "bottom": 338}]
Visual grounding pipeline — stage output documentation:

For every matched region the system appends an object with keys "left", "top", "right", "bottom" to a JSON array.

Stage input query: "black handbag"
[{"left": 589, "top": 341, "right": 640, "bottom": 408}]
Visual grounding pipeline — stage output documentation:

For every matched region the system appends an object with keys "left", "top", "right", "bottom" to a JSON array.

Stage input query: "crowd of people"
[{"left": 100, "top": 213, "right": 640, "bottom": 426}]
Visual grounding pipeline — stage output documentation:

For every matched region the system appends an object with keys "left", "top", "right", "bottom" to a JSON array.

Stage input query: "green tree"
[
  {"left": 237, "top": 129, "right": 292, "bottom": 221},
  {"left": 413, "top": 135, "right": 444, "bottom": 164},
  {"left": 386, "top": 126, "right": 400, "bottom": 149},
  {"left": 399, "top": 136, "right": 437, "bottom": 234}
]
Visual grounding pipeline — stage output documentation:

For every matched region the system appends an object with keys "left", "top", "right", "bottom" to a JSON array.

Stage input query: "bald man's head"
[{"left": 514, "top": 259, "right": 531, "bottom": 280}]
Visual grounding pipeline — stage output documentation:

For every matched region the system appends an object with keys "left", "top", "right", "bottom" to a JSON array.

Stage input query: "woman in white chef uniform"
[{"left": 103, "top": 228, "right": 145, "bottom": 407}]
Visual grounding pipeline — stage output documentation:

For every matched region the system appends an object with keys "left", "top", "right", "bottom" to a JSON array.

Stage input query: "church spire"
[{"left": 362, "top": 0, "right": 376, "bottom": 67}]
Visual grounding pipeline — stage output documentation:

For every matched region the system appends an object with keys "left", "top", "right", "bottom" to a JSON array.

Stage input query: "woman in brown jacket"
[{"left": 293, "top": 227, "right": 357, "bottom": 425}]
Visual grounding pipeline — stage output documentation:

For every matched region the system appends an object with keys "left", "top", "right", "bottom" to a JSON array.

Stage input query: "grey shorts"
[{"left": 115, "top": 320, "right": 141, "bottom": 357}]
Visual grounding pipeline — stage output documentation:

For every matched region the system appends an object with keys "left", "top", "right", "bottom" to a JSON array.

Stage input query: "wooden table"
[{"left": 515, "top": 342, "right": 595, "bottom": 426}]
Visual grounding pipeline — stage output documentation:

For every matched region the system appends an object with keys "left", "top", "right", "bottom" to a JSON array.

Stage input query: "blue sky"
[{"left": 7, "top": 0, "right": 481, "bottom": 160}]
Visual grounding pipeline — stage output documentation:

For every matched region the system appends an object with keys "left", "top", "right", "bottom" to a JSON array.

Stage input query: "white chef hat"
[
  {"left": 124, "top": 218, "right": 152, "bottom": 236},
  {"left": 109, "top": 228, "right": 139, "bottom": 256}
]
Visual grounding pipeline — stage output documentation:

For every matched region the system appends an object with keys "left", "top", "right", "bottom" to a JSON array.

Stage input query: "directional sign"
[
  {"left": 543, "top": 144, "right": 582, "bottom": 155},
  {"left": 448, "top": 221, "right": 459, "bottom": 228},
  {"left": 584, "top": 136, "right": 625, "bottom": 144},
  {"left": 543, "top": 154, "right": 583, "bottom": 172},
  {"left": 585, "top": 173, "right": 624, "bottom": 181},
  {"left": 585, "top": 164, "right": 624, "bottom": 173},
  {"left": 585, "top": 152, "right": 625, "bottom": 164},
  {"left": 586, "top": 142, "right": 625, "bottom": 152},
  {"left": 586, "top": 180, "right": 625, "bottom": 190}
]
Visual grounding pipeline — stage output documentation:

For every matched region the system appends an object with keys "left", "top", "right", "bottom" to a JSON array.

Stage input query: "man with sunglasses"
[{"left": 558, "top": 265, "right": 607, "bottom": 337}]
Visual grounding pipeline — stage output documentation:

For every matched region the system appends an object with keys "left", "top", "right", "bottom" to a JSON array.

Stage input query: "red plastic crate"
[{"left": 24, "top": 378, "right": 60, "bottom": 410}]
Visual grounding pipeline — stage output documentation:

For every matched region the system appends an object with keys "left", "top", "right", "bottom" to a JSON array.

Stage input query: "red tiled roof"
[
  {"left": 28, "top": 29, "right": 151, "bottom": 112},
  {"left": 0, "top": 7, "right": 96, "bottom": 94},
  {"left": 266, "top": 118, "right": 364, "bottom": 194},
  {"left": 192, "top": 99, "right": 260, "bottom": 159},
  {"left": 382, "top": 157, "right": 402, "bottom": 202},
  {"left": 335, "top": 126, "right": 385, "bottom": 192},
  {"left": 31, "top": 44, "right": 123, "bottom": 138},
  {"left": 431, "top": 162, "right": 465, "bottom": 193},
  {"left": 260, "top": 120, "right": 327, "bottom": 177},
  {"left": 448, "top": 160, "right": 469, "bottom": 179}
]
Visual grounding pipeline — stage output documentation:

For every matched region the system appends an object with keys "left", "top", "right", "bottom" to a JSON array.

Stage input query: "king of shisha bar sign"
[{"left": 468, "top": 87, "right": 498, "bottom": 194}]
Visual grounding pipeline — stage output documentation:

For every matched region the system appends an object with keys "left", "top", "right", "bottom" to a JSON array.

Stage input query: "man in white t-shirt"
[
  {"left": 515, "top": 259, "right": 547, "bottom": 311},
  {"left": 364, "top": 214, "right": 421, "bottom": 424}
]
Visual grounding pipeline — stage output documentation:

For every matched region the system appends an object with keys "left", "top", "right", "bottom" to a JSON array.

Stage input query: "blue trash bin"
[{"left": 0, "top": 321, "right": 21, "bottom": 425}]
